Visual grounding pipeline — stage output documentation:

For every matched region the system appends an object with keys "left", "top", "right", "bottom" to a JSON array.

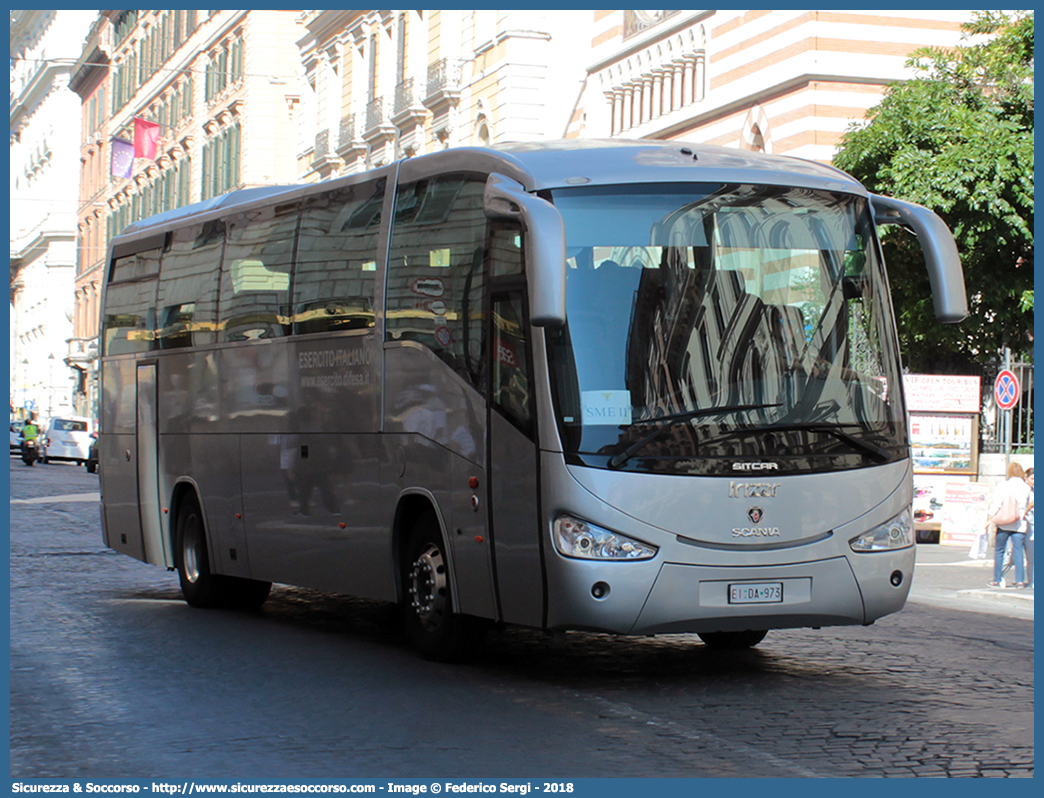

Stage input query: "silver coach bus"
[{"left": 99, "top": 140, "right": 967, "bottom": 659}]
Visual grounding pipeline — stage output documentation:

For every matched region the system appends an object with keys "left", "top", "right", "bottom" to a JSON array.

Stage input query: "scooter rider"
[{"left": 20, "top": 417, "right": 39, "bottom": 458}]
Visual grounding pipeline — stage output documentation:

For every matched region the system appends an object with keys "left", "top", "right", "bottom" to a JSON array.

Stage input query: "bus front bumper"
[{"left": 544, "top": 548, "right": 914, "bottom": 636}]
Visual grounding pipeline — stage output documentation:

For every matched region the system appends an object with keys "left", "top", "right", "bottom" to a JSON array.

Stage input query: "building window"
[
  {"left": 205, "top": 34, "right": 243, "bottom": 103},
  {"left": 113, "top": 10, "right": 138, "bottom": 46},
  {"left": 201, "top": 122, "right": 241, "bottom": 200},
  {"left": 623, "top": 11, "right": 677, "bottom": 40}
]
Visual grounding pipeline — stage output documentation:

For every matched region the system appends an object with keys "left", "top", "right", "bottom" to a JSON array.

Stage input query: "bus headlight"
[
  {"left": 553, "top": 515, "right": 658, "bottom": 560},
  {"left": 849, "top": 509, "right": 913, "bottom": 553}
]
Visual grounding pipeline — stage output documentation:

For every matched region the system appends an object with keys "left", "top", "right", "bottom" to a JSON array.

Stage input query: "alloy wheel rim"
[
  {"left": 183, "top": 516, "right": 201, "bottom": 584},
  {"left": 409, "top": 543, "right": 447, "bottom": 631}
]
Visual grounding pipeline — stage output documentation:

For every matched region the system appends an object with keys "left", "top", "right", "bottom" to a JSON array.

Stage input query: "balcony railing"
[
  {"left": 66, "top": 337, "right": 98, "bottom": 364},
  {"left": 314, "top": 129, "right": 329, "bottom": 159},
  {"left": 338, "top": 114, "right": 356, "bottom": 148},
  {"left": 425, "top": 58, "right": 462, "bottom": 98},
  {"left": 394, "top": 78, "right": 419, "bottom": 116},
  {"left": 365, "top": 97, "right": 386, "bottom": 133}
]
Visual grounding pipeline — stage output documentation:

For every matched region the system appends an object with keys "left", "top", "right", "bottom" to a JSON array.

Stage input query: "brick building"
[
  {"left": 64, "top": 10, "right": 305, "bottom": 417},
  {"left": 571, "top": 10, "right": 971, "bottom": 161}
]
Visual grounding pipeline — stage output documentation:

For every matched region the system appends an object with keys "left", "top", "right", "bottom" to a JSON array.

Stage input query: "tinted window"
[
  {"left": 492, "top": 292, "right": 532, "bottom": 436},
  {"left": 103, "top": 250, "right": 160, "bottom": 355},
  {"left": 220, "top": 208, "right": 296, "bottom": 342},
  {"left": 156, "top": 222, "right": 222, "bottom": 349},
  {"left": 387, "top": 175, "right": 488, "bottom": 388},
  {"left": 293, "top": 180, "right": 382, "bottom": 335}
]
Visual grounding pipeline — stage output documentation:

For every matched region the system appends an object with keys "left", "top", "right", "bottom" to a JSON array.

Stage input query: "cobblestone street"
[{"left": 9, "top": 460, "right": 1035, "bottom": 778}]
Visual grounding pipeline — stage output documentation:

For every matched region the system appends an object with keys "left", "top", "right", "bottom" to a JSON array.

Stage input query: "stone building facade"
[
  {"left": 296, "top": 10, "right": 590, "bottom": 181},
  {"left": 13, "top": 9, "right": 981, "bottom": 420},
  {"left": 10, "top": 10, "right": 97, "bottom": 421}
]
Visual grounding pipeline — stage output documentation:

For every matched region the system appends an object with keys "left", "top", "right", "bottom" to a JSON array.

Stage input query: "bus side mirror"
[
  {"left": 484, "top": 173, "right": 567, "bottom": 327},
  {"left": 869, "top": 194, "right": 968, "bottom": 324}
]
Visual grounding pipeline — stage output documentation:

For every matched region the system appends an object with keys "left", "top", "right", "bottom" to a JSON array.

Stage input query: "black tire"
[
  {"left": 175, "top": 496, "right": 228, "bottom": 608},
  {"left": 697, "top": 629, "right": 768, "bottom": 649},
  {"left": 174, "top": 496, "right": 272, "bottom": 610},
  {"left": 403, "top": 510, "right": 481, "bottom": 661},
  {"left": 85, "top": 462, "right": 97, "bottom": 474},
  {"left": 225, "top": 575, "right": 272, "bottom": 611}
]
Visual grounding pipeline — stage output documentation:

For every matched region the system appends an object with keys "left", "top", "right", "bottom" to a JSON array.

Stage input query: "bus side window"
[
  {"left": 491, "top": 292, "right": 532, "bottom": 436},
  {"left": 102, "top": 250, "right": 160, "bottom": 355},
  {"left": 156, "top": 223, "right": 222, "bottom": 349},
  {"left": 293, "top": 180, "right": 382, "bottom": 335},
  {"left": 387, "top": 174, "right": 488, "bottom": 390},
  {"left": 220, "top": 209, "right": 296, "bottom": 342}
]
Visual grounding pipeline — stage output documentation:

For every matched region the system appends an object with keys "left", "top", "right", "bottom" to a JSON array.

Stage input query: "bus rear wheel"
[
  {"left": 175, "top": 496, "right": 271, "bottom": 610},
  {"left": 176, "top": 496, "right": 226, "bottom": 608},
  {"left": 403, "top": 513, "right": 480, "bottom": 661},
  {"left": 697, "top": 629, "right": 768, "bottom": 649}
]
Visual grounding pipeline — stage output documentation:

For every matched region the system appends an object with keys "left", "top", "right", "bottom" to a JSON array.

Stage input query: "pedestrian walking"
[
  {"left": 1024, "top": 468, "right": 1033, "bottom": 589},
  {"left": 986, "top": 462, "right": 1031, "bottom": 588}
]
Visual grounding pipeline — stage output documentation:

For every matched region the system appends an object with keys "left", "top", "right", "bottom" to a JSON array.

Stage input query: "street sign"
[{"left": 994, "top": 369, "right": 1021, "bottom": 410}]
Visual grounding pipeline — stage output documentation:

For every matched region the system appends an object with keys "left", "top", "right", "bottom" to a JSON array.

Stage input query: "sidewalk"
[{"left": 909, "top": 542, "right": 1034, "bottom": 620}]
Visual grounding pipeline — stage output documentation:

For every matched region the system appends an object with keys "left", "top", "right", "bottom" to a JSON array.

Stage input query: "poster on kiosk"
[{"left": 902, "top": 375, "right": 984, "bottom": 546}]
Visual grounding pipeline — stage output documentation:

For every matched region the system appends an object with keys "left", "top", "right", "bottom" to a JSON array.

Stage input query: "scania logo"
[
  {"left": 732, "top": 527, "right": 781, "bottom": 538},
  {"left": 733, "top": 462, "right": 779, "bottom": 471},
  {"left": 748, "top": 507, "right": 764, "bottom": 524}
]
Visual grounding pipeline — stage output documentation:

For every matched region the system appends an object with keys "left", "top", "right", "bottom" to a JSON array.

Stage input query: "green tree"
[{"left": 833, "top": 11, "right": 1033, "bottom": 373}]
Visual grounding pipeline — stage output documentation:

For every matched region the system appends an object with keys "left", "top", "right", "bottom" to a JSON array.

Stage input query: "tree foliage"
[{"left": 833, "top": 11, "right": 1033, "bottom": 373}]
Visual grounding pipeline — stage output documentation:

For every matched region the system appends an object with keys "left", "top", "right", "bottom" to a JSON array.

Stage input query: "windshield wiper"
[
  {"left": 607, "top": 403, "right": 782, "bottom": 469},
  {"left": 759, "top": 422, "right": 893, "bottom": 463}
]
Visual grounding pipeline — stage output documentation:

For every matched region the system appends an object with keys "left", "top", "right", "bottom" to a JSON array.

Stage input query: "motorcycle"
[{"left": 21, "top": 438, "right": 38, "bottom": 466}]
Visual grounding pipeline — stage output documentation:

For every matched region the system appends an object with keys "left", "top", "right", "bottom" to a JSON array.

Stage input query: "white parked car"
[
  {"left": 10, "top": 420, "right": 24, "bottom": 452},
  {"left": 40, "top": 416, "right": 94, "bottom": 465}
]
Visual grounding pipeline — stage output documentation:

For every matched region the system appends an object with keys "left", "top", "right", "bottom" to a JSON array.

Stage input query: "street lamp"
[
  {"left": 48, "top": 353, "right": 55, "bottom": 419},
  {"left": 21, "top": 358, "right": 29, "bottom": 417}
]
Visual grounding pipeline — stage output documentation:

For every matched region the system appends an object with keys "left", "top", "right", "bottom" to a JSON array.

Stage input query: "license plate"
[{"left": 728, "top": 582, "right": 783, "bottom": 604}]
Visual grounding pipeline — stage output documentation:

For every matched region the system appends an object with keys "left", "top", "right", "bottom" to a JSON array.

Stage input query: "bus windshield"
[{"left": 547, "top": 183, "right": 907, "bottom": 476}]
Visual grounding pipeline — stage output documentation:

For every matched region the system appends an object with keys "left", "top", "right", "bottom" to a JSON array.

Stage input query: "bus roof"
[
  {"left": 116, "top": 139, "right": 863, "bottom": 241},
  {"left": 474, "top": 139, "right": 861, "bottom": 194}
]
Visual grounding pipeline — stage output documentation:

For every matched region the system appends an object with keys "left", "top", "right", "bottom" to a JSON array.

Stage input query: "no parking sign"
[{"left": 994, "top": 369, "right": 1021, "bottom": 410}]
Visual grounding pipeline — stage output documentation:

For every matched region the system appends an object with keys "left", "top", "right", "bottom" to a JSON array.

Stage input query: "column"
[
  {"left": 682, "top": 56, "right": 695, "bottom": 107},
  {"left": 694, "top": 53, "right": 706, "bottom": 102},
  {"left": 608, "top": 89, "right": 624, "bottom": 135},
  {"left": 640, "top": 75, "right": 653, "bottom": 125},
  {"left": 672, "top": 60, "right": 685, "bottom": 111}
]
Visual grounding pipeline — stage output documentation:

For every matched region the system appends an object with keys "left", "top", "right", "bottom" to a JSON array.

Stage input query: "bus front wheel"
[
  {"left": 403, "top": 513, "right": 480, "bottom": 661},
  {"left": 697, "top": 629, "right": 768, "bottom": 649}
]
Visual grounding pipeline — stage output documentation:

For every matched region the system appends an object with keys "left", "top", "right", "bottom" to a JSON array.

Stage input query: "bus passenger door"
[
  {"left": 488, "top": 289, "right": 544, "bottom": 628},
  {"left": 136, "top": 364, "right": 167, "bottom": 565}
]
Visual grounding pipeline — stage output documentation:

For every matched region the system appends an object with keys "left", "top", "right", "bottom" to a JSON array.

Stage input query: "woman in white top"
[
  {"left": 986, "top": 461, "right": 1032, "bottom": 588},
  {"left": 1024, "top": 468, "right": 1034, "bottom": 589}
]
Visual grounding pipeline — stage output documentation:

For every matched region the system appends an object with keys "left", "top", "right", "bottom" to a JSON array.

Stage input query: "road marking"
[{"left": 11, "top": 492, "right": 100, "bottom": 505}]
